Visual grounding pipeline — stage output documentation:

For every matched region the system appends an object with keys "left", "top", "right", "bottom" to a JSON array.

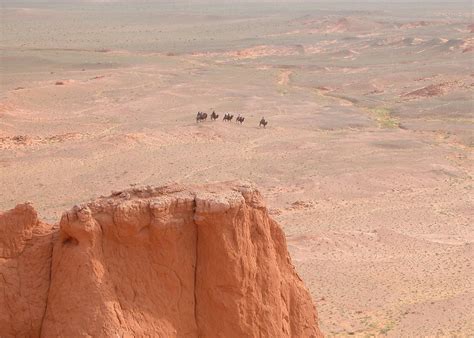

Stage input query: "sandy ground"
[{"left": 1, "top": 1, "right": 473, "bottom": 336}]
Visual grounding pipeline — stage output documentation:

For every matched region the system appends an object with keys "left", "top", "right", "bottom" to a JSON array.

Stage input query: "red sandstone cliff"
[
  {"left": 0, "top": 182, "right": 322, "bottom": 337},
  {"left": 0, "top": 203, "right": 53, "bottom": 337}
]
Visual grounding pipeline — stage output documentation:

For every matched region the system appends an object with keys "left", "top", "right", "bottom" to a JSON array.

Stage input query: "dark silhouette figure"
[
  {"left": 223, "top": 113, "right": 234, "bottom": 122},
  {"left": 196, "top": 112, "right": 208, "bottom": 122},
  {"left": 259, "top": 117, "right": 268, "bottom": 128}
]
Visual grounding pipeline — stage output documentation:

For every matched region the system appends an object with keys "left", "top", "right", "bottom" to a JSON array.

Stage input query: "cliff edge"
[{"left": 0, "top": 182, "right": 322, "bottom": 337}]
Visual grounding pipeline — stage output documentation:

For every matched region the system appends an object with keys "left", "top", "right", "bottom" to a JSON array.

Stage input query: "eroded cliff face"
[
  {"left": 0, "top": 203, "right": 53, "bottom": 337},
  {"left": 0, "top": 182, "right": 322, "bottom": 337}
]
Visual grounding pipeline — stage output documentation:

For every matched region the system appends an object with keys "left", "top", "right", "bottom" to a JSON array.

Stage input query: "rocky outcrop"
[
  {"left": 0, "top": 182, "right": 322, "bottom": 337},
  {"left": 0, "top": 203, "right": 53, "bottom": 337}
]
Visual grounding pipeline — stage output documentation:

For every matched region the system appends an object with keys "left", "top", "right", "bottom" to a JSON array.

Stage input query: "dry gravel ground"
[{"left": 1, "top": 1, "right": 473, "bottom": 336}]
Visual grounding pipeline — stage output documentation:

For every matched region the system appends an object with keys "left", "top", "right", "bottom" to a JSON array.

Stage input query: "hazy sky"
[{"left": 3, "top": 0, "right": 473, "bottom": 2}]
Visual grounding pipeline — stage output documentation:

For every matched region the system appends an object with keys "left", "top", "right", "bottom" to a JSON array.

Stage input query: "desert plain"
[{"left": 0, "top": 1, "right": 473, "bottom": 336}]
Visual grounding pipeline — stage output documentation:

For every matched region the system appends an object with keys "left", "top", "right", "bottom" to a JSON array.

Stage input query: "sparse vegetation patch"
[{"left": 369, "top": 107, "right": 400, "bottom": 129}]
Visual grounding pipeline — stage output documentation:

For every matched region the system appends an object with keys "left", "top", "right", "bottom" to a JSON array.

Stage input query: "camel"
[
  {"left": 211, "top": 111, "right": 219, "bottom": 120},
  {"left": 236, "top": 115, "right": 245, "bottom": 124},
  {"left": 259, "top": 117, "right": 268, "bottom": 128},
  {"left": 223, "top": 113, "right": 234, "bottom": 122},
  {"left": 196, "top": 112, "right": 208, "bottom": 122}
]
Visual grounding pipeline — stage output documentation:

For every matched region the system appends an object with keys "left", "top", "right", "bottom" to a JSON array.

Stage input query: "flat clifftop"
[{"left": 0, "top": 182, "right": 322, "bottom": 337}]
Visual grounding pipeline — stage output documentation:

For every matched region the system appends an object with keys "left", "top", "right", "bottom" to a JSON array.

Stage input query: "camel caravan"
[{"left": 195, "top": 111, "right": 267, "bottom": 127}]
